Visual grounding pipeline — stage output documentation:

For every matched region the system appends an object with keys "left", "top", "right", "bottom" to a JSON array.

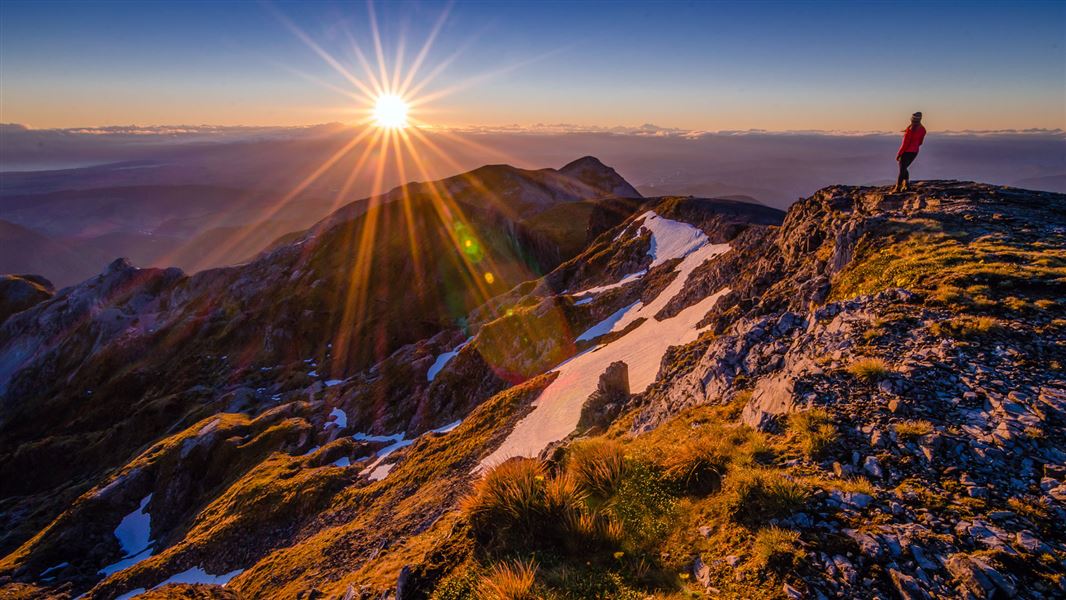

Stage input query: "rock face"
[
  {"left": 1, "top": 176, "right": 1063, "bottom": 600},
  {"left": 578, "top": 361, "right": 630, "bottom": 430},
  {"left": 0, "top": 274, "right": 53, "bottom": 325}
]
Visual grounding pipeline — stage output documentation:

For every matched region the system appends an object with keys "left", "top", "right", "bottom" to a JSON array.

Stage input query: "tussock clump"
[
  {"left": 750, "top": 526, "right": 803, "bottom": 572},
  {"left": 894, "top": 420, "right": 934, "bottom": 440},
  {"left": 660, "top": 436, "right": 730, "bottom": 494},
  {"left": 787, "top": 409, "right": 837, "bottom": 459},
  {"left": 848, "top": 358, "right": 891, "bottom": 382},
  {"left": 929, "top": 316, "right": 1003, "bottom": 339},
  {"left": 720, "top": 467, "right": 809, "bottom": 525},
  {"left": 480, "top": 558, "right": 538, "bottom": 600},
  {"left": 567, "top": 439, "right": 626, "bottom": 502},
  {"left": 463, "top": 458, "right": 583, "bottom": 550}
]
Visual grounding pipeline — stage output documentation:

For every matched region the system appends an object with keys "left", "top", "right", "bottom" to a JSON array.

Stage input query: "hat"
[{"left": 912, "top": 112, "right": 923, "bottom": 119}]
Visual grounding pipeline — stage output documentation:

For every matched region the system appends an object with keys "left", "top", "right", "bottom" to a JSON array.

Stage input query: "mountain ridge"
[{"left": 0, "top": 168, "right": 1062, "bottom": 600}]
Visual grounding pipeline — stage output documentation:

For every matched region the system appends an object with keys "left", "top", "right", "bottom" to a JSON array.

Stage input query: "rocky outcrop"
[{"left": 578, "top": 361, "right": 630, "bottom": 430}]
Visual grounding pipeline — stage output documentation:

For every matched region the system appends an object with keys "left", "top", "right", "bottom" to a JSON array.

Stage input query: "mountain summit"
[
  {"left": 0, "top": 173, "right": 1063, "bottom": 600},
  {"left": 558, "top": 155, "right": 642, "bottom": 199}
]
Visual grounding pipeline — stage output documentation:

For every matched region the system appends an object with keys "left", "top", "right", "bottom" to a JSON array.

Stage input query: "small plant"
[
  {"left": 861, "top": 318, "right": 888, "bottom": 342},
  {"left": 720, "top": 467, "right": 809, "bottom": 525},
  {"left": 894, "top": 419, "right": 934, "bottom": 440},
  {"left": 787, "top": 409, "right": 837, "bottom": 459},
  {"left": 750, "top": 526, "right": 803, "bottom": 572},
  {"left": 660, "top": 436, "right": 730, "bottom": 494},
  {"left": 848, "top": 358, "right": 890, "bottom": 382},
  {"left": 929, "top": 316, "right": 1003, "bottom": 339},
  {"left": 480, "top": 559, "right": 538, "bottom": 600}
]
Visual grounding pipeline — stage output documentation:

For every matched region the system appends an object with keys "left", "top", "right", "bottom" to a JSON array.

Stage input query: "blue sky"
[{"left": 1, "top": 0, "right": 1063, "bottom": 130}]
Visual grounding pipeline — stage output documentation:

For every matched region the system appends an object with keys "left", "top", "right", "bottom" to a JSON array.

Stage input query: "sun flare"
[{"left": 373, "top": 94, "right": 409, "bottom": 128}]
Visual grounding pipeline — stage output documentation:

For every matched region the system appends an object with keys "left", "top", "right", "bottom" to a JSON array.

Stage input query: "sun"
[{"left": 373, "top": 94, "right": 409, "bottom": 128}]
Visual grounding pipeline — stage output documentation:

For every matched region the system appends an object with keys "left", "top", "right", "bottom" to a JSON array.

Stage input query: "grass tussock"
[
  {"left": 567, "top": 439, "right": 626, "bottom": 503},
  {"left": 462, "top": 458, "right": 584, "bottom": 551},
  {"left": 929, "top": 316, "right": 1004, "bottom": 339},
  {"left": 660, "top": 436, "right": 731, "bottom": 494},
  {"left": 894, "top": 420, "right": 934, "bottom": 440},
  {"left": 848, "top": 358, "right": 891, "bottom": 382},
  {"left": 719, "top": 467, "right": 809, "bottom": 525},
  {"left": 750, "top": 526, "right": 804, "bottom": 572},
  {"left": 787, "top": 409, "right": 838, "bottom": 459},
  {"left": 480, "top": 559, "right": 539, "bottom": 600}
]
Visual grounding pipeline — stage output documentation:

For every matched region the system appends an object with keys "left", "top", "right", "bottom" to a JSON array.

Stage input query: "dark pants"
[{"left": 897, "top": 152, "right": 918, "bottom": 187}]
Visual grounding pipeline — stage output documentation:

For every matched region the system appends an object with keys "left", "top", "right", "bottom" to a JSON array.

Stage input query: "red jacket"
[{"left": 897, "top": 124, "right": 926, "bottom": 158}]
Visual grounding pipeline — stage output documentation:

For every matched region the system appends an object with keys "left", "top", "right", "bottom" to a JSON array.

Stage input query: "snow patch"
[
  {"left": 572, "top": 270, "right": 646, "bottom": 298},
  {"left": 432, "top": 419, "right": 463, "bottom": 434},
  {"left": 479, "top": 212, "right": 730, "bottom": 470},
  {"left": 326, "top": 407, "right": 347, "bottom": 430},
  {"left": 114, "top": 494, "right": 152, "bottom": 558},
  {"left": 367, "top": 462, "right": 395, "bottom": 481},
  {"left": 427, "top": 337, "right": 474, "bottom": 381},
  {"left": 331, "top": 456, "right": 351, "bottom": 467},
  {"left": 576, "top": 302, "right": 640, "bottom": 342},
  {"left": 100, "top": 494, "right": 154, "bottom": 576},
  {"left": 324, "top": 379, "right": 344, "bottom": 387},
  {"left": 356, "top": 419, "right": 464, "bottom": 481},
  {"left": 40, "top": 562, "right": 69, "bottom": 578}
]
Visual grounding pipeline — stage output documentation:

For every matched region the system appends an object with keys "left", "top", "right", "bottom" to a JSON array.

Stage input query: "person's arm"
[{"left": 897, "top": 129, "right": 912, "bottom": 160}]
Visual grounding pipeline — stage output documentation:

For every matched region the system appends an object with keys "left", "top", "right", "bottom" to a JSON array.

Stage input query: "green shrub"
[
  {"left": 431, "top": 566, "right": 481, "bottom": 600},
  {"left": 787, "top": 409, "right": 838, "bottom": 459},
  {"left": 607, "top": 461, "right": 676, "bottom": 552}
]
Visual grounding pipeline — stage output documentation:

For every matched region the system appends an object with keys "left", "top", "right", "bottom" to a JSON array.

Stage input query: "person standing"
[{"left": 894, "top": 112, "right": 926, "bottom": 192}]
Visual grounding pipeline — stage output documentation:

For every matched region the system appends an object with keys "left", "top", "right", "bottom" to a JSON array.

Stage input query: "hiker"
[{"left": 894, "top": 112, "right": 926, "bottom": 192}]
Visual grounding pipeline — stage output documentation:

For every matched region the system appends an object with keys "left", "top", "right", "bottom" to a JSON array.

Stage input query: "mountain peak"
[{"left": 558, "top": 156, "right": 641, "bottom": 199}]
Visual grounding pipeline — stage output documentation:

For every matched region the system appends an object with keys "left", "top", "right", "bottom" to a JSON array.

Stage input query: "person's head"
[{"left": 911, "top": 111, "right": 923, "bottom": 126}]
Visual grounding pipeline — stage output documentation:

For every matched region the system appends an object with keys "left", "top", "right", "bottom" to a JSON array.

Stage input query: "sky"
[{"left": 1, "top": 0, "right": 1063, "bottom": 132}]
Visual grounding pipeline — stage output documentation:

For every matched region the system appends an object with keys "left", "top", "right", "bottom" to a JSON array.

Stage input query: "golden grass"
[
  {"left": 786, "top": 409, "right": 837, "bottom": 459},
  {"left": 929, "top": 316, "right": 1003, "bottom": 339},
  {"left": 480, "top": 558, "right": 538, "bottom": 600},
  {"left": 830, "top": 224, "right": 1066, "bottom": 302},
  {"left": 719, "top": 467, "right": 809, "bottom": 525},
  {"left": 848, "top": 358, "right": 891, "bottom": 382},
  {"left": 750, "top": 526, "right": 803, "bottom": 572},
  {"left": 894, "top": 420, "right": 934, "bottom": 440},
  {"left": 567, "top": 439, "right": 626, "bottom": 502}
]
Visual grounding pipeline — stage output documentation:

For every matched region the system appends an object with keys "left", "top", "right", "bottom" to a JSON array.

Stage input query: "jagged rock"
[
  {"left": 945, "top": 554, "right": 1016, "bottom": 599},
  {"left": 863, "top": 456, "right": 883, "bottom": 478},
  {"left": 742, "top": 373, "right": 800, "bottom": 430},
  {"left": 578, "top": 361, "right": 630, "bottom": 430},
  {"left": 886, "top": 566, "right": 929, "bottom": 600}
]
